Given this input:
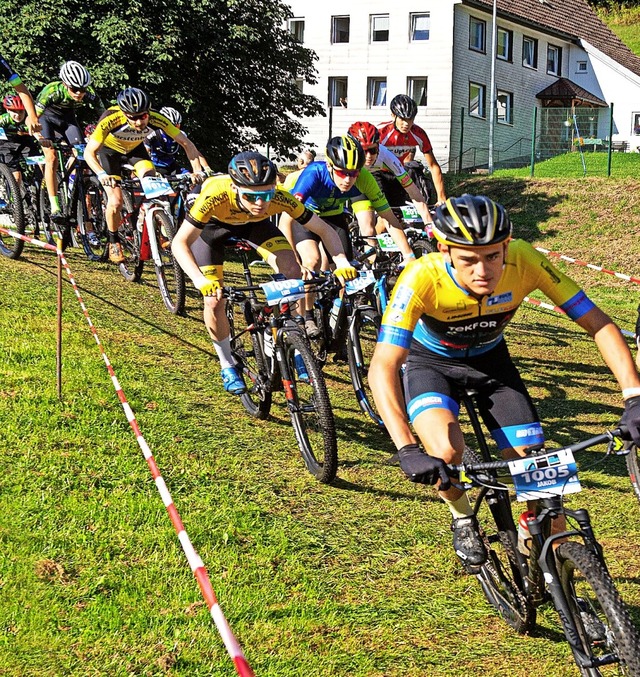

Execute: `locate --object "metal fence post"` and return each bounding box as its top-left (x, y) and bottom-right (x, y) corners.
top-left (530, 106), bottom-right (537, 178)
top-left (607, 102), bottom-right (614, 177)
top-left (458, 107), bottom-right (464, 173)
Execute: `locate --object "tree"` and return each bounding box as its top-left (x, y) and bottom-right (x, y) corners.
top-left (0, 0), bottom-right (324, 167)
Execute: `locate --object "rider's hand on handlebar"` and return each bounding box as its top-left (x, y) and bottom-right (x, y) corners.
top-left (398, 443), bottom-right (451, 490)
top-left (333, 265), bottom-right (358, 285)
top-left (619, 395), bottom-right (640, 446)
top-left (99, 174), bottom-right (118, 188)
top-left (196, 276), bottom-right (221, 297)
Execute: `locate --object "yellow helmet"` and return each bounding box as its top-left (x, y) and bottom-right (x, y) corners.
top-left (325, 135), bottom-right (365, 171)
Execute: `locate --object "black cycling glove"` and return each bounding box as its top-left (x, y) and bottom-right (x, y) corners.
top-left (398, 443), bottom-right (451, 491)
top-left (620, 395), bottom-right (640, 446)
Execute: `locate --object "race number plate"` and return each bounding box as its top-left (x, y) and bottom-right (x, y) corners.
top-left (26, 155), bottom-right (45, 165)
top-left (508, 449), bottom-right (581, 501)
top-left (261, 279), bottom-right (306, 306)
top-left (140, 175), bottom-right (173, 198)
top-left (400, 204), bottom-right (420, 221)
top-left (345, 269), bottom-right (375, 295)
top-left (0, 128), bottom-right (7, 141)
top-left (376, 232), bottom-right (399, 251)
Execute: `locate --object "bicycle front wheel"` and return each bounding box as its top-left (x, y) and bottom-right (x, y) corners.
top-left (347, 307), bottom-right (384, 426)
top-left (555, 541), bottom-right (640, 676)
top-left (151, 209), bottom-right (186, 315)
top-left (118, 189), bottom-right (143, 282)
top-left (280, 328), bottom-right (337, 483)
top-left (78, 176), bottom-right (108, 261)
top-left (0, 163), bottom-right (26, 259)
top-left (625, 443), bottom-right (640, 505)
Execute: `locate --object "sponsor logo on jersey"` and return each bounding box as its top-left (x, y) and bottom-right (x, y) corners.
top-left (390, 284), bottom-right (414, 311)
top-left (540, 260), bottom-right (561, 284)
top-left (487, 291), bottom-right (513, 306)
top-left (450, 319), bottom-right (498, 333)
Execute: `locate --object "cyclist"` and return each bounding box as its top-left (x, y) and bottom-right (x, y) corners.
top-left (281, 149), bottom-right (316, 191)
top-left (36, 61), bottom-right (105, 224)
top-left (144, 106), bottom-right (200, 176)
top-left (368, 194), bottom-right (640, 573)
top-left (0, 95), bottom-right (44, 185)
top-left (0, 54), bottom-right (40, 134)
top-left (348, 120), bottom-right (432, 229)
top-left (171, 151), bottom-right (357, 395)
top-left (279, 135), bottom-right (414, 337)
top-left (377, 94), bottom-right (447, 207)
top-left (84, 87), bottom-right (208, 264)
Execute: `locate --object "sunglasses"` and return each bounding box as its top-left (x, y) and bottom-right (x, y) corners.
top-left (125, 111), bottom-right (150, 121)
top-left (69, 86), bottom-right (87, 94)
top-left (238, 188), bottom-right (276, 203)
top-left (332, 167), bottom-right (360, 179)
top-left (363, 146), bottom-right (379, 155)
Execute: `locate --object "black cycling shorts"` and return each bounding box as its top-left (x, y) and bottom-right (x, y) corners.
top-left (97, 145), bottom-right (151, 179)
top-left (191, 218), bottom-right (292, 267)
top-left (403, 338), bottom-right (545, 451)
top-left (39, 109), bottom-right (83, 146)
top-left (292, 211), bottom-right (353, 260)
top-left (0, 137), bottom-right (40, 170)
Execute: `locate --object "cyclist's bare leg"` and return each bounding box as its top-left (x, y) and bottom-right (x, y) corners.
top-left (103, 184), bottom-right (124, 234)
top-left (43, 145), bottom-right (59, 208)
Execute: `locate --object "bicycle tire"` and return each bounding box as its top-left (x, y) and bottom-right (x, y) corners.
top-left (0, 162), bottom-right (26, 259)
top-left (226, 299), bottom-right (272, 419)
top-left (118, 189), bottom-right (144, 282)
top-left (21, 166), bottom-right (42, 241)
top-left (347, 307), bottom-right (384, 426)
top-left (465, 449), bottom-right (535, 633)
top-left (280, 328), bottom-right (338, 483)
top-left (411, 236), bottom-right (437, 257)
top-left (625, 444), bottom-right (640, 505)
top-left (151, 209), bottom-right (186, 315)
top-left (555, 541), bottom-right (640, 676)
top-left (78, 176), bottom-right (108, 261)
top-left (38, 171), bottom-right (71, 250)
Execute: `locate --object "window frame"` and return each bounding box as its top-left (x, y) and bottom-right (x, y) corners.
top-left (496, 89), bottom-right (514, 125)
top-left (288, 18), bottom-right (305, 43)
top-left (409, 12), bottom-right (430, 42)
top-left (496, 27), bottom-right (513, 62)
top-left (328, 76), bottom-right (348, 108)
top-left (370, 14), bottom-right (390, 43)
top-left (577, 61), bottom-right (588, 73)
top-left (522, 36), bottom-right (538, 69)
top-left (407, 77), bottom-right (428, 107)
top-left (469, 82), bottom-right (486, 119)
top-left (331, 15), bottom-right (350, 44)
top-left (367, 77), bottom-right (388, 108)
top-left (469, 16), bottom-right (486, 53)
top-left (546, 44), bottom-right (562, 76)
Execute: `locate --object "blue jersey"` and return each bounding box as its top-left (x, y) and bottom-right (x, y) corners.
top-left (0, 55), bottom-right (21, 87)
top-left (291, 161), bottom-right (389, 217)
top-left (145, 128), bottom-right (181, 169)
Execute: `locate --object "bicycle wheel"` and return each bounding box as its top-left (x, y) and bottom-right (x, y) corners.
top-left (39, 171), bottom-right (71, 250)
top-left (21, 167), bottom-right (42, 240)
top-left (226, 299), bottom-right (272, 419)
top-left (118, 189), bottom-right (144, 282)
top-left (555, 541), bottom-right (640, 676)
top-left (412, 236), bottom-right (437, 257)
top-left (0, 163), bottom-right (25, 259)
top-left (347, 307), bottom-right (384, 426)
top-left (78, 176), bottom-right (108, 261)
top-left (625, 444), bottom-right (640, 505)
top-left (280, 328), bottom-right (338, 483)
top-left (465, 448), bottom-right (535, 634)
top-left (151, 209), bottom-right (186, 315)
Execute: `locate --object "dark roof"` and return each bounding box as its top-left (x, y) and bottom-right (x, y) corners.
top-left (464, 0), bottom-right (640, 78)
top-left (535, 77), bottom-right (608, 106)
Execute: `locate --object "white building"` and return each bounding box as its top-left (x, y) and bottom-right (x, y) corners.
top-left (284, 0), bottom-right (640, 170)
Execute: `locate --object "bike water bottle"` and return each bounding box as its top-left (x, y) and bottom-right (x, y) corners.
top-left (517, 510), bottom-right (536, 556)
top-left (329, 297), bottom-right (342, 331)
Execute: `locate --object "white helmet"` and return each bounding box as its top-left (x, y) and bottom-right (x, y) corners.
top-left (159, 106), bottom-right (182, 126)
top-left (59, 61), bottom-right (92, 89)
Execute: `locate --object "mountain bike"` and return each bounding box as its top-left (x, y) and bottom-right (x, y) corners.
top-left (118, 175), bottom-right (187, 315)
top-left (224, 239), bottom-right (338, 483)
top-left (626, 442), bottom-right (640, 504)
top-left (446, 390), bottom-right (640, 675)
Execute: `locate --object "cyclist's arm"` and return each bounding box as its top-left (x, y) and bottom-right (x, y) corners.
top-left (173, 131), bottom-right (205, 174)
top-left (171, 221), bottom-right (212, 289)
top-left (369, 342), bottom-right (417, 448)
top-left (422, 151), bottom-right (446, 205)
top-left (12, 83), bottom-right (40, 134)
top-left (575, 306), bottom-right (640, 394)
top-left (301, 212), bottom-right (351, 268)
top-left (404, 182), bottom-right (432, 224)
top-left (376, 205), bottom-right (413, 258)
top-left (84, 137), bottom-right (114, 186)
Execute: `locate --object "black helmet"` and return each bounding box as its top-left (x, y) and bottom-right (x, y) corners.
top-left (117, 87), bottom-right (151, 115)
top-left (432, 194), bottom-right (512, 247)
top-left (228, 151), bottom-right (277, 186)
top-left (390, 94), bottom-right (418, 120)
top-left (325, 135), bottom-right (365, 171)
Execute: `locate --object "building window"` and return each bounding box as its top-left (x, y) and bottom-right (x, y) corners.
top-left (410, 13), bottom-right (430, 41)
top-left (523, 36), bottom-right (538, 69)
top-left (294, 78), bottom-right (304, 94)
top-left (367, 77), bottom-right (387, 107)
top-left (547, 45), bottom-right (562, 76)
top-left (469, 17), bottom-right (486, 53)
top-left (328, 77), bottom-right (348, 107)
top-left (288, 18), bottom-right (304, 43)
top-left (370, 14), bottom-right (389, 42)
top-left (497, 90), bottom-right (513, 125)
top-left (497, 27), bottom-right (513, 62)
top-left (469, 82), bottom-right (486, 118)
top-left (633, 113), bottom-right (640, 135)
top-left (331, 16), bottom-right (350, 44)
top-left (577, 61), bottom-right (588, 73)
top-left (407, 77), bottom-right (428, 106)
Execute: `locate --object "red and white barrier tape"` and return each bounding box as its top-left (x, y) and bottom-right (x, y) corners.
top-left (0, 227), bottom-right (255, 677)
top-left (523, 295), bottom-right (634, 338)
top-left (535, 247), bottom-right (640, 285)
